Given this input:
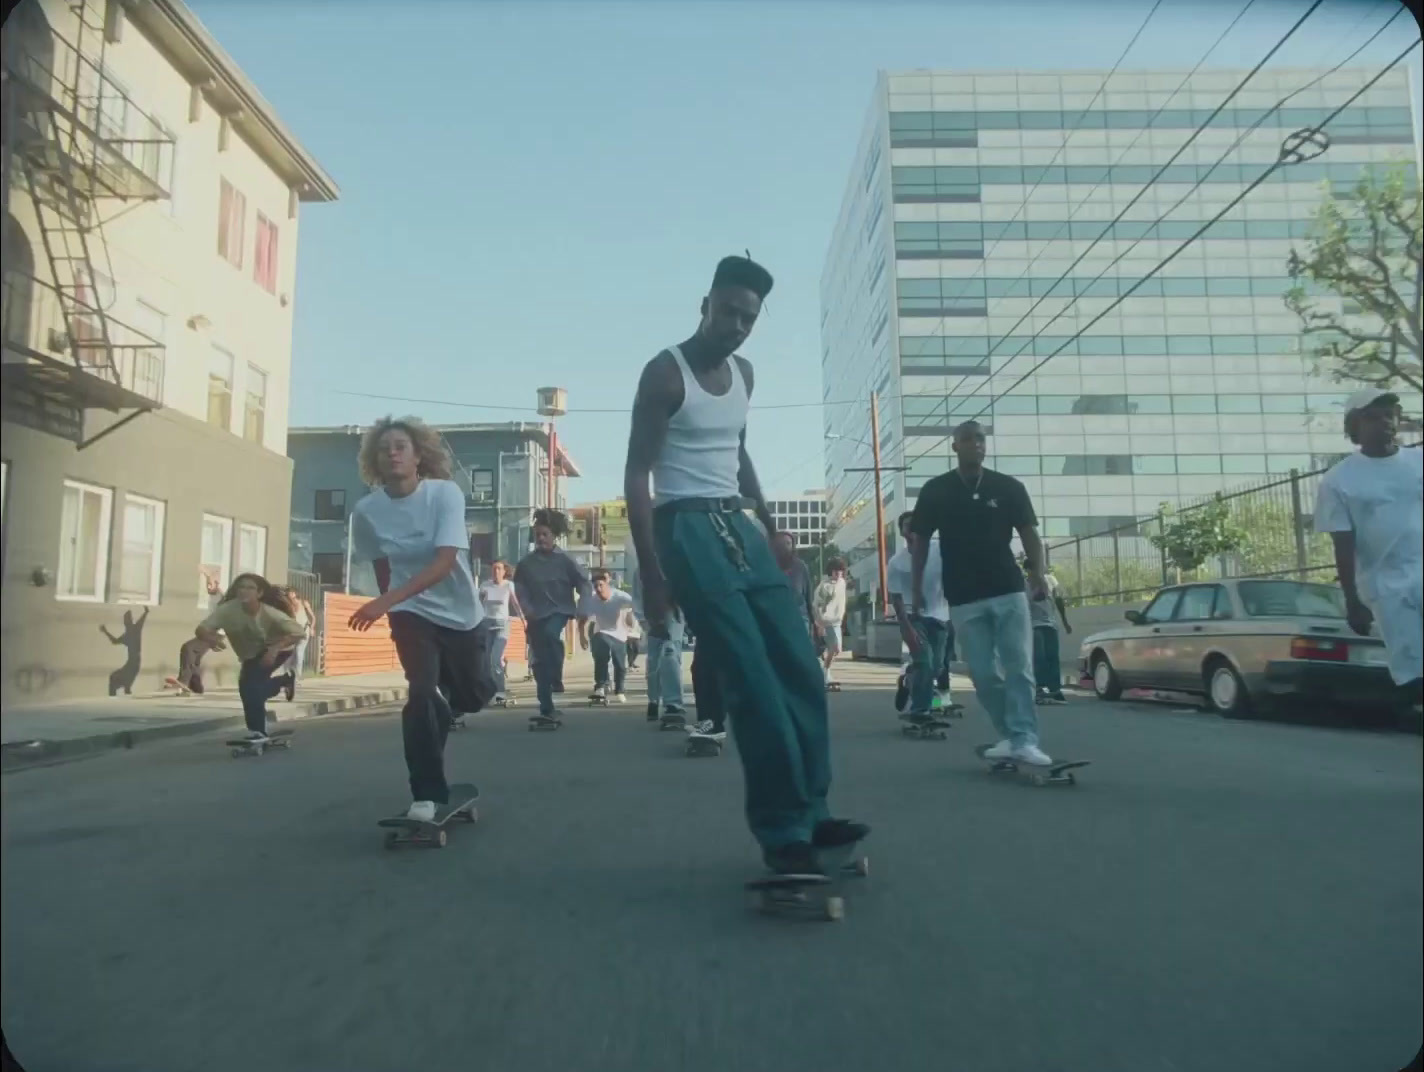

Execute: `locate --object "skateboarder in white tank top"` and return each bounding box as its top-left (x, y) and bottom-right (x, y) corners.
top-left (624, 254), bottom-right (869, 875)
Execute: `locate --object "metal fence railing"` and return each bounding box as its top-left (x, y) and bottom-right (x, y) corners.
top-left (1045, 465), bottom-right (1344, 607)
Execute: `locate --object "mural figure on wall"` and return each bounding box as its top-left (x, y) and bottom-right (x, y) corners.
top-left (100, 608), bottom-right (149, 696)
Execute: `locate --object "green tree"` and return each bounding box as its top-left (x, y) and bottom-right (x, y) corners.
top-left (1228, 496), bottom-right (1333, 578)
top-left (1150, 499), bottom-right (1247, 579)
top-left (1285, 164), bottom-right (1422, 395)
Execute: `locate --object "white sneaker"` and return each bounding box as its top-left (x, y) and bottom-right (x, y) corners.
top-left (613, 693), bottom-right (627, 704)
top-left (983, 740), bottom-right (1015, 760)
top-left (591, 686), bottom-right (606, 699)
top-left (1012, 743), bottom-right (1053, 766)
top-left (694, 719), bottom-right (716, 734)
top-left (406, 800), bottom-right (437, 822)
top-left (244, 730), bottom-right (269, 742)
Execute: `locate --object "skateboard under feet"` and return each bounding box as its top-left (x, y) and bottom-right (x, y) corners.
top-left (492, 696), bottom-right (518, 708)
top-left (683, 725), bottom-right (725, 757)
top-left (659, 712), bottom-right (688, 732)
top-left (825, 682), bottom-right (842, 693)
top-left (746, 841), bottom-right (870, 922)
top-left (528, 713), bottom-right (562, 732)
top-left (974, 744), bottom-right (1089, 786)
top-left (900, 715), bottom-right (952, 740)
top-left (225, 729), bottom-right (294, 758)
top-left (378, 783), bottom-right (480, 849)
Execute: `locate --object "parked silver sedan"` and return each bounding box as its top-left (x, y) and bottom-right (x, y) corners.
top-left (1077, 578), bottom-right (1396, 718)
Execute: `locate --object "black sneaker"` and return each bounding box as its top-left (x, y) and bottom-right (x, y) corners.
top-left (283, 673), bottom-right (296, 702)
top-left (812, 818), bottom-right (871, 849)
top-left (646, 703), bottom-right (660, 722)
top-left (894, 673), bottom-right (909, 712)
top-left (763, 841), bottom-right (819, 875)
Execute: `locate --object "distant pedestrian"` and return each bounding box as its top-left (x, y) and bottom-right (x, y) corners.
top-left (630, 546), bottom-right (687, 722)
top-left (772, 532), bottom-right (816, 640)
top-left (195, 573), bottom-right (304, 740)
top-left (348, 417), bottom-right (495, 823)
top-left (1023, 559), bottom-right (1071, 704)
top-left (479, 560), bottom-right (524, 703)
top-left (1314, 389), bottom-right (1423, 709)
top-left (281, 586), bottom-right (316, 700)
top-left (582, 569), bottom-right (637, 703)
top-left (887, 512), bottom-right (952, 722)
top-left (514, 509), bottom-right (593, 720)
top-left (812, 558), bottom-right (849, 688)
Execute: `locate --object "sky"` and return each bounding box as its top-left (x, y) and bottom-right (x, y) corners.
top-left (187, 0), bottom-right (1422, 501)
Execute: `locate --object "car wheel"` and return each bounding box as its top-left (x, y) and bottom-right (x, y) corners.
top-left (1204, 659), bottom-right (1252, 719)
top-left (1091, 652), bottom-right (1122, 701)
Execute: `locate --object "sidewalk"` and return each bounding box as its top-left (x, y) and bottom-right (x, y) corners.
top-left (2, 651), bottom-right (602, 770)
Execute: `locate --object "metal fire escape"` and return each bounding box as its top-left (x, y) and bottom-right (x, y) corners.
top-left (2, 0), bottom-right (173, 448)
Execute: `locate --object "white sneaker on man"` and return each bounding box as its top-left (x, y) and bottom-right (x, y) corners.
top-left (1012, 743), bottom-right (1053, 766)
top-left (983, 740), bottom-right (1015, 760)
top-left (406, 801), bottom-right (437, 822)
top-left (613, 693), bottom-right (627, 704)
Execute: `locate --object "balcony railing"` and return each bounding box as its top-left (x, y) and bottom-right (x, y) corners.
top-left (6, 28), bottom-right (173, 202)
top-left (3, 271), bottom-right (165, 406)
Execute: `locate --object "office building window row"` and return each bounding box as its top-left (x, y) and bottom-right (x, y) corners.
top-left (900, 332), bottom-right (1309, 362)
top-left (888, 104), bottom-right (1411, 137)
top-left (898, 274), bottom-right (1331, 301)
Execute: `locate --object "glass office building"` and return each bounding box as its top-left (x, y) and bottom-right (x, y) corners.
top-left (820, 67), bottom-right (1421, 594)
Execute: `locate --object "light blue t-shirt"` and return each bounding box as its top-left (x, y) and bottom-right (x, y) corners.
top-left (350, 479), bottom-right (483, 631)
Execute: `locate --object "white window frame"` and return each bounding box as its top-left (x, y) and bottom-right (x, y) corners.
top-left (57, 479), bottom-right (114, 602)
top-left (115, 493), bottom-right (165, 605)
top-left (208, 345), bottom-right (234, 432)
top-left (236, 522), bottom-right (267, 576)
top-left (199, 513), bottom-right (233, 606)
top-left (243, 363), bottom-right (267, 445)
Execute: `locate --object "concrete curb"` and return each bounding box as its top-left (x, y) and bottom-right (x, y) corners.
top-left (0, 686), bottom-right (410, 771)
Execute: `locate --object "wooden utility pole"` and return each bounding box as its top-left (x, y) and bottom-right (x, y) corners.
top-left (870, 392), bottom-right (889, 619)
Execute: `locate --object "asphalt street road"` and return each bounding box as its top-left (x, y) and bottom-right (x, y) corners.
top-left (3, 665), bottom-right (1420, 1072)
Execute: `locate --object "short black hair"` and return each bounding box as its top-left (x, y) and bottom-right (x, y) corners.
top-left (711, 255), bottom-right (773, 300)
top-left (897, 510), bottom-right (914, 530)
top-left (826, 557), bottom-right (847, 575)
top-left (953, 419), bottom-right (985, 440)
top-left (532, 508), bottom-right (569, 537)
top-left (592, 569), bottom-right (611, 583)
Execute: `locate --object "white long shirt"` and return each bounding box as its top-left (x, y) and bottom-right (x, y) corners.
top-left (887, 539), bottom-right (951, 622)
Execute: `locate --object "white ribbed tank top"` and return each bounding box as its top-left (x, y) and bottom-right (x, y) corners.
top-left (652, 345), bottom-right (749, 505)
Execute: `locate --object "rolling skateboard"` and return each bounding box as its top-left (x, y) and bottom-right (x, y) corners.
top-left (226, 729), bottom-right (294, 758)
top-left (491, 696), bottom-right (518, 708)
top-left (378, 783), bottom-right (479, 849)
top-left (163, 676), bottom-right (195, 697)
top-left (745, 841), bottom-right (870, 922)
top-left (588, 691), bottom-right (609, 708)
top-left (528, 713), bottom-right (562, 732)
top-left (659, 712), bottom-right (688, 732)
top-left (683, 725), bottom-right (725, 757)
top-left (899, 714), bottom-right (952, 740)
top-left (825, 682), bottom-right (843, 693)
top-left (974, 744), bottom-right (1089, 786)
top-left (932, 695), bottom-right (965, 718)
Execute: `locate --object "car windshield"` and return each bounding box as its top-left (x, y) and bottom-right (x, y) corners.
top-left (1237, 581), bottom-right (1346, 618)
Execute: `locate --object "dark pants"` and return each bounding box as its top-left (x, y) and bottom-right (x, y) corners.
top-left (626, 636), bottom-right (640, 668)
top-left (690, 644), bottom-right (727, 733)
top-left (237, 652), bottom-right (292, 733)
top-left (936, 621), bottom-right (956, 691)
top-left (527, 614), bottom-right (570, 715)
top-left (389, 612), bottom-right (495, 804)
top-left (1032, 625), bottom-right (1063, 696)
top-left (907, 615), bottom-right (950, 714)
top-left (655, 503), bottom-right (831, 849)
top-left (592, 632), bottom-right (628, 693)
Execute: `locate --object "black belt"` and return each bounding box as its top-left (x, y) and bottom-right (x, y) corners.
top-left (654, 496), bottom-right (754, 515)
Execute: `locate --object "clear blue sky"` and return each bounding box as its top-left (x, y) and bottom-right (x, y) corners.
top-left (189, 0), bottom-right (1420, 501)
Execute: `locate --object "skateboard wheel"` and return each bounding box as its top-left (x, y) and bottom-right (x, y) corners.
top-left (824, 897), bottom-right (845, 921)
top-left (435, 829), bottom-right (448, 848)
top-left (853, 857), bottom-right (870, 878)
top-left (384, 831), bottom-right (400, 849)
top-left (230, 748), bottom-right (243, 758)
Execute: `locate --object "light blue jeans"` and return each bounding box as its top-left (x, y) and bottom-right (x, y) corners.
top-left (645, 613), bottom-right (686, 710)
top-left (948, 591), bottom-right (1040, 748)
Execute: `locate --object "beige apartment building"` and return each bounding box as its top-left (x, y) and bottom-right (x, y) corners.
top-left (1, 0), bottom-right (338, 704)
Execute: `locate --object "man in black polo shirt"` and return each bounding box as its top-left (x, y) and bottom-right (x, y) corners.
top-left (909, 420), bottom-right (1053, 765)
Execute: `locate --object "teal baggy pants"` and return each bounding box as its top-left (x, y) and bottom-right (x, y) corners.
top-left (654, 502), bottom-right (831, 848)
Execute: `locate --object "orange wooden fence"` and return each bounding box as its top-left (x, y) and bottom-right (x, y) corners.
top-left (321, 593), bottom-right (528, 677)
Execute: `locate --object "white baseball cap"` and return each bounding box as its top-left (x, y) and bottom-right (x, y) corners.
top-left (1345, 387), bottom-right (1400, 414)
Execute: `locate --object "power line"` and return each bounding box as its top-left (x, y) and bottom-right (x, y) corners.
top-left (927, 21), bottom-right (1418, 441)
top-left (918, 42), bottom-right (1420, 457)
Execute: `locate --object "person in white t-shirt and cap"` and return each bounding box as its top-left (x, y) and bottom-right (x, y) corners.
top-left (887, 511), bottom-right (954, 724)
top-left (1313, 388), bottom-right (1423, 709)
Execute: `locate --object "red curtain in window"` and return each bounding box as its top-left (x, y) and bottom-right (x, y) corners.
top-left (254, 215), bottom-right (278, 294)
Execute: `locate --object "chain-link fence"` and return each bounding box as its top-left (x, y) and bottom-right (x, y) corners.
top-left (1045, 465), bottom-right (1344, 606)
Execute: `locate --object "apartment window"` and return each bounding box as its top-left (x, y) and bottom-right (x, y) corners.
top-left (236, 523), bottom-right (267, 576)
top-left (312, 552), bottom-right (345, 588)
top-left (470, 470), bottom-right (494, 501)
top-left (72, 271), bottom-right (116, 373)
top-left (218, 178), bottom-right (247, 268)
top-left (208, 346), bottom-right (234, 430)
top-left (200, 514), bottom-right (233, 606)
top-left (244, 365), bottom-right (267, 443)
top-left (57, 480), bottom-right (113, 601)
top-left (314, 489), bottom-right (347, 521)
top-left (129, 299), bottom-right (166, 403)
top-left (116, 494), bottom-right (165, 604)
top-left (253, 213), bottom-right (279, 294)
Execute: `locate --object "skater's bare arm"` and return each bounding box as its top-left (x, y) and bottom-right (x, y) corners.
top-left (348, 548), bottom-right (460, 631)
top-left (732, 358), bottom-right (777, 537)
top-left (625, 354), bottom-right (681, 620)
top-left (1329, 532), bottom-right (1374, 635)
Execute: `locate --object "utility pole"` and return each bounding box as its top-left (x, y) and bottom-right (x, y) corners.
top-left (844, 400), bottom-right (906, 621)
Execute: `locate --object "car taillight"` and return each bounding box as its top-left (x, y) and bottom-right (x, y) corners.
top-left (1291, 636), bottom-right (1349, 662)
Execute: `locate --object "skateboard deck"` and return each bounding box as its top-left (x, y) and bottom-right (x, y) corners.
top-left (899, 715), bottom-right (953, 740)
top-left (225, 729), bottom-right (294, 758)
top-left (528, 713), bottom-right (562, 732)
top-left (492, 696), bottom-right (518, 708)
top-left (683, 725), bottom-right (725, 757)
top-left (974, 744), bottom-right (1089, 786)
top-left (378, 783), bottom-right (480, 849)
top-left (659, 712), bottom-right (687, 732)
top-left (746, 841), bottom-right (869, 922)
top-left (825, 682), bottom-right (843, 693)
